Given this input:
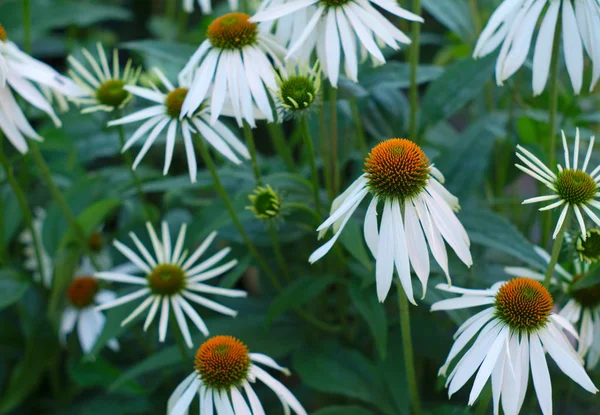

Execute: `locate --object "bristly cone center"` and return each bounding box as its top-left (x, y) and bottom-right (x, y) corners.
top-left (195, 335), bottom-right (251, 390)
top-left (207, 13), bottom-right (258, 50)
top-left (495, 278), bottom-right (553, 332)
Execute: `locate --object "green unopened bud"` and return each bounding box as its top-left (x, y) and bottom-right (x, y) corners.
top-left (577, 229), bottom-right (600, 263)
top-left (275, 62), bottom-right (321, 116)
top-left (247, 185), bottom-right (281, 220)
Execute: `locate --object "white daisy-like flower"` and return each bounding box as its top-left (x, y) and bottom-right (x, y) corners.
top-left (168, 335), bottom-right (307, 415)
top-left (505, 240), bottom-right (600, 369)
top-left (182, 0), bottom-right (238, 14)
top-left (94, 222), bottom-right (246, 348)
top-left (179, 12), bottom-right (286, 126)
top-left (432, 278), bottom-right (598, 415)
top-left (19, 208), bottom-right (53, 288)
top-left (0, 24), bottom-right (83, 153)
top-left (60, 257), bottom-right (119, 354)
top-left (516, 128), bottom-right (600, 240)
top-left (309, 138), bottom-right (472, 303)
top-left (251, 0), bottom-right (423, 87)
top-left (68, 42), bottom-right (141, 114)
top-left (108, 68), bottom-right (249, 183)
top-left (474, 0), bottom-right (600, 95)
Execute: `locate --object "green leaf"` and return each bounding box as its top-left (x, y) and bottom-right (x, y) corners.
top-left (122, 40), bottom-right (197, 66)
top-left (348, 281), bottom-right (387, 359)
top-left (461, 208), bottom-right (546, 270)
top-left (420, 54), bottom-right (496, 130)
top-left (340, 218), bottom-right (373, 271)
top-left (0, 270), bottom-right (30, 311)
top-left (68, 357), bottom-right (145, 395)
top-left (422, 0), bottom-right (475, 42)
top-left (361, 62), bottom-right (444, 90)
top-left (89, 298), bottom-right (140, 357)
top-left (266, 275), bottom-right (335, 325)
top-left (312, 406), bottom-right (375, 415)
top-left (62, 199), bottom-right (121, 247)
top-left (1, 186), bottom-right (23, 245)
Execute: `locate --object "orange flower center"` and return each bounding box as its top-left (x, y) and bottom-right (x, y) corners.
top-left (194, 335), bottom-right (251, 390)
top-left (364, 138), bottom-right (430, 199)
top-left (67, 277), bottom-right (99, 308)
top-left (0, 25), bottom-right (7, 42)
top-left (495, 278), bottom-right (553, 331)
top-left (89, 231), bottom-right (104, 252)
top-left (207, 13), bottom-right (258, 49)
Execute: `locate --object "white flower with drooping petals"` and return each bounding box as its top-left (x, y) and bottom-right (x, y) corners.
top-left (168, 335), bottom-right (307, 415)
top-left (516, 128), bottom-right (600, 239)
top-left (310, 138), bottom-right (472, 303)
top-left (59, 258), bottom-right (119, 354)
top-left (179, 12), bottom-right (286, 126)
top-left (251, 0), bottom-right (423, 87)
top-left (182, 0), bottom-right (238, 14)
top-left (108, 68), bottom-right (249, 183)
top-left (432, 278), bottom-right (598, 415)
top-left (474, 0), bottom-right (600, 95)
top-left (94, 222), bottom-right (246, 348)
top-left (0, 24), bottom-right (83, 153)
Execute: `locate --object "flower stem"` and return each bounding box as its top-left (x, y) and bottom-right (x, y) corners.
top-left (329, 86), bottom-right (340, 195)
top-left (267, 222), bottom-right (291, 282)
top-left (0, 137), bottom-right (44, 282)
top-left (267, 123), bottom-right (296, 172)
top-left (169, 311), bottom-right (191, 363)
top-left (300, 116), bottom-right (323, 216)
top-left (397, 283), bottom-right (422, 415)
top-left (195, 135), bottom-right (282, 291)
top-left (28, 141), bottom-right (100, 270)
top-left (350, 99), bottom-right (368, 156)
top-left (23, 0), bottom-right (32, 53)
top-left (320, 88), bottom-right (333, 202)
top-left (115, 119), bottom-right (154, 223)
top-left (409, 0), bottom-right (422, 144)
top-left (243, 121), bottom-right (262, 184)
top-left (543, 217), bottom-right (567, 288)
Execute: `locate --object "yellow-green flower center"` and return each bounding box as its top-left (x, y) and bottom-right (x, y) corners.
top-left (247, 185), bottom-right (281, 220)
top-left (577, 229), bottom-right (600, 263)
top-left (0, 25), bottom-right (7, 42)
top-left (165, 88), bottom-right (189, 119)
top-left (67, 277), bottom-right (99, 309)
top-left (320, 0), bottom-right (352, 7)
top-left (96, 79), bottom-right (129, 108)
top-left (194, 335), bottom-right (251, 390)
top-left (280, 76), bottom-right (317, 110)
top-left (364, 138), bottom-right (430, 200)
top-left (147, 264), bottom-right (186, 296)
top-left (555, 169), bottom-right (597, 205)
top-left (495, 278), bottom-right (553, 332)
top-left (207, 13), bottom-right (258, 50)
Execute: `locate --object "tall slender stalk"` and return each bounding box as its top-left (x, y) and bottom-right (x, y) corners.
top-left (409, 0), bottom-right (422, 144)
top-left (350, 99), bottom-right (368, 156)
top-left (114, 118), bottom-right (154, 223)
top-left (300, 116), bottom-right (323, 215)
top-left (329, 86), bottom-right (339, 195)
top-left (0, 138), bottom-right (44, 281)
top-left (543, 218), bottom-right (567, 288)
top-left (243, 122), bottom-right (262, 184)
top-left (397, 283), bottom-right (422, 415)
top-left (28, 142), bottom-right (100, 270)
top-left (267, 123), bottom-right (296, 172)
top-left (320, 89), bottom-right (334, 201)
top-left (194, 135), bottom-right (281, 290)
top-left (267, 222), bottom-right (291, 282)
top-left (23, 0), bottom-right (32, 53)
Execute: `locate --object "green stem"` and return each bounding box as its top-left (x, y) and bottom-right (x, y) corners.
top-left (350, 99), bottom-right (368, 156)
top-left (166, 0), bottom-right (177, 24)
top-left (115, 120), bottom-right (154, 223)
top-left (195, 135), bottom-right (281, 290)
top-left (28, 142), bottom-right (100, 270)
top-left (23, 0), bottom-right (32, 53)
top-left (243, 122), bottom-right (262, 184)
top-left (543, 18), bottom-right (562, 244)
top-left (285, 202), bottom-right (321, 224)
top-left (169, 312), bottom-right (191, 363)
top-left (409, 0), bottom-right (422, 144)
top-left (397, 283), bottom-right (422, 415)
top-left (320, 88), bottom-right (334, 202)
top-left (0, 139), bottom-right (44, 282)
top-left (543, 217), bottom-right (567, 288)
top-left (300, 116), bottom-right (323, 216)
top-left (468, 0), bottom-right (482, 36)
top-left (267, 222), bottom-right (291, 282)
top-left (329, 86), bottom-right (339, 195)
top-left (267, 123), bottom-right (296, 172)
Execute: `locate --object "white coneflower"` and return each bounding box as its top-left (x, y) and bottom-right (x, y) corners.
top-left (179, 12), bottom-right (286, 126)
top-left (168, 335), bottom-right (307, 415)
top-left (0, 24), bottom-right (83, 153)
top-left (251, 0), bottom-right (423, 87)
top-left (432, 278), bottom-right (597, 415)
top-left (474, 0), bottom-right (600, 95)
top-left (310, 138), bottom-right (472, 303)
top-left (59, 258), bottom-right (119, 354)
top-left (94, 222), bottom-right (246, 348)
top-left (182, 0), bottom-right (238, 14)
top-left (505, 238), bottom-right (600, 369)
top-left (108, 68), bottom-right (249, 183)
top-left (19, 208), bottom-right (53, 287)
top-left (516, 129), bottom-right (600, 239)
top-left (68, 43), bottom-right (141, 114)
